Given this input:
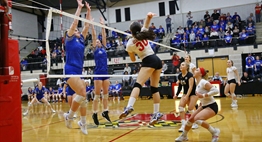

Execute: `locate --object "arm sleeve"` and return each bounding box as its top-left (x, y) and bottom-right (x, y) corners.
top-left (207, 86), bottom-right (219, 96)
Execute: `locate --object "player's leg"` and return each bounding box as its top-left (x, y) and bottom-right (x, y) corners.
top-left (41, 97), bottom-right (56, 113)
top-left (119, 67), bottom-right (155, 119)
top-left (149, 68), bottom-right (163, 125)
top-left (92, 79), bottom-right (102, 125)
top-left (101, 79), bottom-right (111, 122)
top-left (229, 82), bottom-right (238, 107)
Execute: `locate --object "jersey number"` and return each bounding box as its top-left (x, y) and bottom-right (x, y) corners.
top-left (135, 40), bottom-right (148, 51)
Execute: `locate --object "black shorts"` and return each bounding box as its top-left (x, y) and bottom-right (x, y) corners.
top-left (227, 79), bottom-right (236, 84)
top-left (142, 54), bottom-right (162, 70)
top-left (202, 102), bottom-right (218, 114)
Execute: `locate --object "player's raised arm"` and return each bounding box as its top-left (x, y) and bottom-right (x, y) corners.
top-left (68, 0), bottom-right (84, 37)
top-left (82, 1), bottom-right (91, 39)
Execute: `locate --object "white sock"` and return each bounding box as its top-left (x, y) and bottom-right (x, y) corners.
top-left (104, 109), bottom-right (108, 112)
top-left (208, 125), bottom-right (216, 134)
top-left (182, 130), bottom-right (188, 136)
top-left (127, 97), bottom-right (136, 107)
top-left (68, 109), bottom-right (75, 119)
top-left (181, 119), bottom-right (186, 125)
top-left (80, 116), bottom-right (86, 124)
top-left (153, 103), bottom-right (160, 113)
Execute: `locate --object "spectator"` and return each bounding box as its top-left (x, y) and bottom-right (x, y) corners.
top-left (186, 11), bottom-right (193, 28)
top-left (204, 26), bottom-right (210, 35)
top-left (232, 26), bottom-right (240, 37)
top-left (211, 21), bottom-right (219, 31)
top-left (51, 50), bottom-right (57, 67)
top-left (246, 58), bottom-right (254, 77)
top-left (122, 71), bottom-right (130, 87)
top-left (218, 27), bottom-right (225, 39)
top-left (239, 29), bottom-right (249, 45)
top-left (225, 21), bottom-right (233, 30)
top-left (112, 28), bottom-right (118, 39)
top-left (246, 23), bottom-right (255, 35)
top-left (189, 30), bottom-right (195, 42)
top-left (232, 12), bottom-right (241, 21)
top-left (255, 3), bottom-right (261, 22)
top-left (225, 27), bottom-right (233, 35)
top-left (204, 11), bottom-right (211, 23)
top-left (224, 32), bottom-right (232, 46)
top-left (113, 81), bottom-right (122, 102)
top-left (161, 61), bottom-right (168, 74)
top-left (158, 25), bottom-right (165, 39)
top-left (115, 42), bottom-right (125, 56)
top-left (212, 72), bottom-right (224, 84)
top-left (241, 72), bottom-right (253, 83)
top-left (165, 15), bottom-right (172, 33)
top-left (20, 58), bottom-right (28, 71)
top-left (254, 56), bottom-right (262, 75)
top-left (199, 20), bottom-right (206, 28)
top-left (41, 56), bottom-right (47, 72)
top-left (177, 26), bottom-right (184, 35)
top-left (198, 25), bottom-right (205, 35)
top-left (130, 70), bottom-right (138, 87)
top-left (202, 34), bottom-right (209, 47)
top-left (149, 23), bottom-right (156, 31)
top-left (246, 17), bottom-right (255, 27)
top-left (123, 63), bottom-right (131, 74)
top-left (246, 13), bottom-right (255, 23)
top-left (233, 15), bottom-right (242, 28)
top-left (82, 68), bottom-right (87, 75)
top-left (211, 9), bottom-right (220, 23)
top-left (206, 18), bottom-right (213, 27)
top-left (171, 52), bottom-right (180, 76)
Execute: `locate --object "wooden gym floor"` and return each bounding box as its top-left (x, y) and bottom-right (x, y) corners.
top-left (22, 96), bottom-right (262, 142)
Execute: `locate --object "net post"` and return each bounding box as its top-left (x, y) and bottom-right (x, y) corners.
top-left (46, 8), bottom-right (53, 74)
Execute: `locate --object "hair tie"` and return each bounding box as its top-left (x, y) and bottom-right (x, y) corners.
top-left (199, 67), bottom-right (206, 77)
top-left (136, 31), bottom-right (140, 34)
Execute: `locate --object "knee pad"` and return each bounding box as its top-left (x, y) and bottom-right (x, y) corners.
top-left (102, 94), bottom-right (109, 99)
top-left (80, 100), bottom-right (87, 108)
top-left (93, 95), bottom-right (100, 101)
top-left (73, 94), bottom-right (85, 103)
top-left (178, 107), bottom-right (185, 112)
top-left (133, 82), bottom-right (142, 90)
top-left (186, 121), bottom-right (192, 127)
top-left (150, 86), bottom-right (159, 94)
top-left (195, 120), bottom-right (203, 125)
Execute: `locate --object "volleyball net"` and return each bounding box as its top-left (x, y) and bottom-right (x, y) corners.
top-left (44, 7), bottom-right (180, 82)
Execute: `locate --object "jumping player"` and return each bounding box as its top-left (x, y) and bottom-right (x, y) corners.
top-left (63, 0), bottom-right (91, 135)
top-left (119, 12), bottom-right (163, 125)
top-left (90, 16), bottom-right (111, 125)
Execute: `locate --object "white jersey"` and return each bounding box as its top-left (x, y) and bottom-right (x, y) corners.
top-left (126, 27), bottom-right (154, 60)
top-left (196, 79), bottom-right (216, 106)
top-left (189, 63), bottom-right (196, 73)
top-left (227, 66), bottom-right (237, 80)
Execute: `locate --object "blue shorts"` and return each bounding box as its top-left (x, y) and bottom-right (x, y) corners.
top-left (94, 71), bottom-right (109, 81)
top-left (67, 86), bottom-right (75, 96)
top-left (64, 64), bottom-right (82, 81)
top-left (36, 95), bottom-right (44, 101)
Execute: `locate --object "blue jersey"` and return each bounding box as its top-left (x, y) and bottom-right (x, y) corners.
top-left (48, 88), bottom-right (54, 94)
top-left (28, 89), bottom-right (33, 94)
top-left (114, 84), bottom-right (121, 91)
top-left (34, 87), bottom-right (46, 100)
top-left (86, 86), bottom-right (94, 93)
top-left (254, 60), bottom-right (262, 69)
top-left (109, 85), bottom-right (114, 91)
top-left (58, 87), bottom-right (63, 94)
top-left (65, 34), bottom-right (85, 72)
top-left (94, 47), bottom-right (108, 73)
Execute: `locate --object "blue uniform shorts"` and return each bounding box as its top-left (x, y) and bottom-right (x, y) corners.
top-left (94, 71), bottom-right (109, 81)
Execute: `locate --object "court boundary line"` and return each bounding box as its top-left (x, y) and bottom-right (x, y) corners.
top-left (108, 126), bottom-right (140, 142)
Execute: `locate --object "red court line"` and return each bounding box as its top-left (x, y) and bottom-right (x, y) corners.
top-left (22, 120), bottom-right (63, 132)
top-left (109, 126), bottom-right (140, 142)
